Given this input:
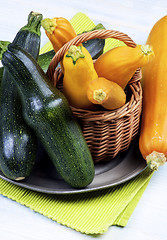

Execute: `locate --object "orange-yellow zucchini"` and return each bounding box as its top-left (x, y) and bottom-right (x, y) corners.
top-left (139, 15), bottom-right (167, 170)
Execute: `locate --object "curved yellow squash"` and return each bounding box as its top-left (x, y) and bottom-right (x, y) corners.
top-left (63, 45), bottom-right (98, 109)
top-left (94, 44), bottom-right (154, 89)
top-left (42, 17), bottom-right (78, 52)
top-left (87, 77), bottom-right (126, 110)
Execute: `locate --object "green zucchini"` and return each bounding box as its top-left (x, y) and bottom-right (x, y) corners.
top-left (82, 23), bottom-right (106, 59)
top-left (12, 11), bottom-right (42, 58)
top-left (0, 11), bottom-right (43, 180)
top-left (2, 44), bottom-right (95, 188)
top-left (37, 49), bottom-right (55, 72)
top-left (0, 69), bottom-right (37, 180)
top-left (0, 48), bottom-right (55, 81)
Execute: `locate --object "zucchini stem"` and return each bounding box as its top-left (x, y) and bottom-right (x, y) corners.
top-left (146, 151), bottom-right (166, 170)
top-left (93, 89), bottom-right (106, 103)
top-left (20, 11), bottom-right (43, 36)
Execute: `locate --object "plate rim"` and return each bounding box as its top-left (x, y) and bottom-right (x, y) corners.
top-left (0, 162), bottom-right (147, 195)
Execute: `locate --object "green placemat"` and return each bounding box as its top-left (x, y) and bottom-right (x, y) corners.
top-left (0, 12), bottom-right (153, 235)
top-left (0, 168), bottom-right (153, 234)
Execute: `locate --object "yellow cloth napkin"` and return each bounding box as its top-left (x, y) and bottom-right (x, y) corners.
top-left (0, 12), bottom-right (153, 235)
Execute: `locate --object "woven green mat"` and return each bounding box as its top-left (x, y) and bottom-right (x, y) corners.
top-left (0, 12), bottom-right (153, 235)
top-left (0, 168), bottom-right (153, 234)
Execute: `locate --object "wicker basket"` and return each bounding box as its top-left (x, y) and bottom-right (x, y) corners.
top-left (47, 29), bottom-right (142, 163)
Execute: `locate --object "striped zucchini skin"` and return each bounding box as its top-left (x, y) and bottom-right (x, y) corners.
top-left (0, 12), bottom-right (42, 180)
top-left (2, 44), bottom-right (95, 188)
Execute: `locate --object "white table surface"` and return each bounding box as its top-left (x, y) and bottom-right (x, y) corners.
top-left (0, 1), bottom-right (167, 240)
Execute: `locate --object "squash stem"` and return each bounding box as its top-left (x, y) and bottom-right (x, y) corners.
top-left (141, 44), bottom-right (154, 55)
top-left (93, 89), bottom-right (106, 103)
top-left (66, 45), bottom-right (85, 64)
top-left (146, 151), bottom-right (166, 170)
top-left (41, 18), bottom-right (57, 34)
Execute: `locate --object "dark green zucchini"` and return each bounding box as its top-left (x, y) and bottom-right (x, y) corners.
top-left (2, 44), bottom-right (95, 188)
top-left (37, 49), bottom-right (55, 72)
top-left (0, 69), bottom-right (37, 180)
top-left (12, 11), bottom-right (42, 58)
top-left (0, 47), bottom-right (55, 80)
top-left (0, 11), bottom-right (43, 180)
top-left (82, 23), bottom-right (106, 59)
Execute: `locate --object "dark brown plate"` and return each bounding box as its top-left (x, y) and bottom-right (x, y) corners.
top-left (0, 138), bottom-right (147, 194)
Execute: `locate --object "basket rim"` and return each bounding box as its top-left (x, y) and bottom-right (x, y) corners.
top-left (47, 28), bottom-right (142, 122)
top-left (70, 82), bottom-right (142, 121)
top-left (55, 68), bottom-right (142, 121)
top-left (47, 29), bottom-right (137, 82)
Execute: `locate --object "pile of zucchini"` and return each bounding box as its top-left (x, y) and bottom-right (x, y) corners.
top-left (0, 11), bottom-right (107, 188)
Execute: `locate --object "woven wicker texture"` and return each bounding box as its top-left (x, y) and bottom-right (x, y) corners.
top-left (47, 29), bottom-right (142, 162)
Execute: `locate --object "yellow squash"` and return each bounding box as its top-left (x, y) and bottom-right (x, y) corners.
top-left (94, 44), bottom-right (154, 89)
top-left (87, 77), bottom-right (126, 110)
top-left (41, 17), bottom-right (78, 52)
top-left (139, 15), bottom-right (167, 170)
top-left (63, 45), bottom-right (98, 109)
top-left (42, 17), bottom-right (80, 72)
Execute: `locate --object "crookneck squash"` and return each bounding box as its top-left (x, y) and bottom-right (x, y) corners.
top-left (2, 44), bottom-right (95, 188)
top-left (41, 17), bottom-right (79, 52)
top-left (94, 44), bottom-right (155, 89)
top-left (87, 77), bottom-right (126, 110)
top-left (139, 15), bottom-right (167, 170)
top-left (63, 45), bottom-right (98, 109)
top-left (41, 16), bottom-right (80, 71)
